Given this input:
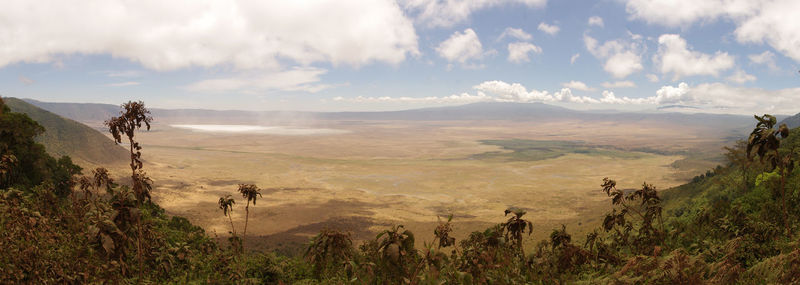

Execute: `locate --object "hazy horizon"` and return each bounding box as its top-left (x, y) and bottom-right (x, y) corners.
top-left (13, 96), bottom-right (798, 117)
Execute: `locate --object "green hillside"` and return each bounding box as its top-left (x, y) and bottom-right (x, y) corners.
top-left (780, 112), bottom-right (800, 129)
top-left (3, 97), bottom-right (127, 165)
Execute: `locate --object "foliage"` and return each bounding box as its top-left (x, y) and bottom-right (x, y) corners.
top-left (237, 183), bottom-right (262, 251)
top-left (600, 177), bottom-right (665, 255)
top-left (502, 207), bottom-right (533, 254)
top-left (0, 97), bottom-right (80, 193)
top-left (434, 214), bottom-right (456, 249)
top-left (304, 228), bottom-right (353, 278)
top-left (218, 194), bottom-right (237, 239)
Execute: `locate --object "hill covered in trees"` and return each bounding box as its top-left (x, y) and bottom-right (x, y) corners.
top-left (4, 97), bottom-right (128, 166)
top-left (780, 112), bottom-right (800, 129)
top-left (2, 98), bottom-right (799, 283)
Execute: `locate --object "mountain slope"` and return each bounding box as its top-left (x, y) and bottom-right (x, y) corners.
top-left (25, 99), bottom-right (754, 127)
top-left (780, 112), bottom-right (800, 129)
top-left (4, 97), bottom-right (128, 165)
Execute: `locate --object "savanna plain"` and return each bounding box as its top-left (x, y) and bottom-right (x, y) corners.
top-left (102, 116), bottom-right (738, 253)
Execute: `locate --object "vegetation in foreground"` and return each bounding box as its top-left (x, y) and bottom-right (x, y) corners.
top-left (1, 97), bottom-right (799, 284)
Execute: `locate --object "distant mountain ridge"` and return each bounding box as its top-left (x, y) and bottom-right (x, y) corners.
top-left (5, 98), bottom-right (128, 166)
top-left (780, 112), bottom-right (800, 129)
top-left (24, 99), bottom-right (755, 126)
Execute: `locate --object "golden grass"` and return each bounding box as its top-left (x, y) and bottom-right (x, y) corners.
top-left (101, 119), bottom-right (732, 250)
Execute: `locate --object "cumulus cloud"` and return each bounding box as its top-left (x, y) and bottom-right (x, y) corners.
top-left (497, 27), bottom-right (533, 41)
top-left (183, 67), bottom-right (335, 93)
top-left (474, 81), bottom-right (600, 103)
top-left (588, 16), bottom-right (604, 27)
top-left (646, 74), bottom-right (660, 82)
top-left (623, 0), bottom-right (757, 27)
top-left (601, 81), bottom-right (636, 88)
top-left (473, 81), bottom-right (654, 104)
top-left (561, 80), bottom-right (595, 91)
top-left (597, 90), bottom-right (653, 104)
top-left (605, 51), bottom-right (644, 79)
top-left (400, 0), bottom-right (547, 28)
top-left (654, 34), bottom-right (734, 80)
top-left (437, 29), bottom-right (486, 66)
top-left (335, 80), bottom-right (800, 114)
top-left (507, 42), bottom-right (542, 63)
top-left (735, 1), bottom-right (800, 62)
top-left (537, 22), bottom-right (560, 35)
top-left (584, 34), bottom-right (643, 78)
top-left (726, 69), bottom-right (757, 84)
top-left (749, 51), bottom-right (779, 71)
top-left (570, 53), bottom-right (580, 64)
top-left (655, 82), bottom-right (800, 114)
top-left (623, 0), bottom-right (800, 63)
top-left (0, 0), bottom-right (419, 71)
top-left (653, 82), bottom-right (694, 105)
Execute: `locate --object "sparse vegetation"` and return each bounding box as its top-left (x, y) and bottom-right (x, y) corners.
top-left (237, 183), bottom-right (262, 251)
top-left (472, 139), bottom-right (648, 162)
top-left (3, 98), bottom-right (800, 283)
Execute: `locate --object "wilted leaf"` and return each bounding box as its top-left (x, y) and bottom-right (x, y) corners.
top-left (101, 234), bottom-right (115, 253)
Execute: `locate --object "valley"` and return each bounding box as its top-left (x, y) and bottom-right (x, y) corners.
top-left (115, 116), bottom-right (740, 252)
top-left (15, 98), bottom-right (752, 252)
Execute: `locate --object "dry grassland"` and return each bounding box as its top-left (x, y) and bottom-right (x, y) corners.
top-left (103, 119), bottom-right (734, 252)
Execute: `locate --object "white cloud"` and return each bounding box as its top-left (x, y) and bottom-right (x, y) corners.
top-left (400, 0), bottom-right (547, 28)
top-left (653, 82), bottom-right (694, 105)
top-left (334, 80), bottom-right (800, 115)
top-left (646, 74), bottom-right (659, 82)
top-left (584, 34), bottom-right (643, 78)
top-left (735, 1), bottom-right (800, 62)
top-left (537, 22), bottom-right (560, 35)
top-left (0, 0), bottom-right (419, 71)
top-left (624, 0), bottom-right (800, 63)
top-left (472, 80), bottom-right (800, 114)
top-left (748, 51), bottom-right (779, 71)
top-left (601, 81), bottom-right (636, 88)
top-left (106, 81), bottom-right (141, 87)
top-left (183, 67), bottom-right (335, 93)
top-left (597, 90), bottom-right (652, 104)
top-left (588, 16), bottom-right (604, 27)
top-left (474, 81), bottom-right (600, 103)
top-left (437, 29), bottom-right (485, 66)
top-left (562, 80), bottom-right (595, 91)
top-left (654, 34), bottom-right (734, 80)
top-left (498, 27), bottom-right (533, 41)
top-left (604, 51), bottom-right (644, 79)
top-left (627, 31), bottom-right (643, 41)
top-left (472, 81), bottom-right (549, 102)
top-left (507, 42), bottom-right (542, 63)
top-left (726, 69), bottom-right (757, 84)
top-left (623, 0), bottom-right (757, 27)
top-left (570, 53), bottom-right (580, 64)
top-left (654, 82), bottom-right (800, 114)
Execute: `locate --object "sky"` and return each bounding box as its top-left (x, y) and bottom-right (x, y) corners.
top-left (0, 0), bottom-right (799, 115)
